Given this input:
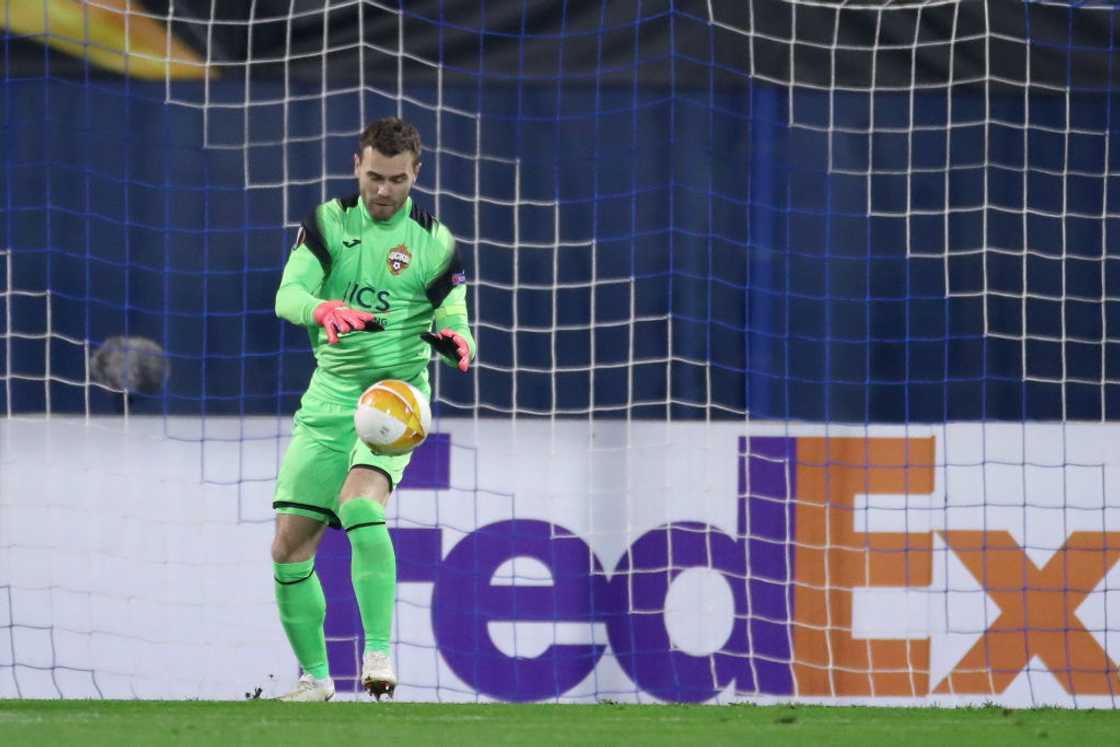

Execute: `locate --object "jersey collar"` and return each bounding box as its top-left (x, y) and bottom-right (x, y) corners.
top-left (363, 195), bottom-right (412, 227)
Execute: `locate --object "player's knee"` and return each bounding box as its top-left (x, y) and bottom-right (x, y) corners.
top-left (339, 496), bottom-right (390, 548)
top-left (271, 530), bottom-right (316, 564)
top-left (272, 513), bottom-right (326, 563)
top-left (340, 467), bottom-right (392, 505)
top-left (270, 535), bottom-right (297, 564)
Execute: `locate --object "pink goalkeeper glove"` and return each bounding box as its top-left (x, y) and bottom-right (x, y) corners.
top-left (421, 328), bottom-right (471, 372)
top-left (313, 300), bottom-right (374, 344)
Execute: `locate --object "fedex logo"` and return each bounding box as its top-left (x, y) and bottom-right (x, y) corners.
top-left (788, 436), bottom-right (1120, 698)
top-left (317, 434), bottom-right (1120, 702)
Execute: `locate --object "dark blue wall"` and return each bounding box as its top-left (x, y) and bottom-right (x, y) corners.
top-left (2, 73), bottom-right (1118, 420)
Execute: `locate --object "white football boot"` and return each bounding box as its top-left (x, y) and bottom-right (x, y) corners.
top-left (275, 673), bottom-right (335, 702)
top-left (360, 651), bottom-right (397, 700)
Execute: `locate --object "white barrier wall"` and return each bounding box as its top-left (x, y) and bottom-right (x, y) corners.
top-left (2, 417), bottom-right (1120, 705)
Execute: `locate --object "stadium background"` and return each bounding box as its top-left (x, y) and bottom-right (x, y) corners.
top-left (5, 0), bottom-right (1115, 421)
top-left (4, 0), bottom-right (1120, 706)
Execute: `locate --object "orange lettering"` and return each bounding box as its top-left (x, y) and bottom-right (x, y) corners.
top-left (793, 437), bottom-right (935, 696)
top-left (935, 531), bottom-right (1120, 695)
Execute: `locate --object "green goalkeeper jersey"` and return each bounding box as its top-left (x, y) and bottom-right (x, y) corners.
top-left (275, 194), bottom-right (475, 404)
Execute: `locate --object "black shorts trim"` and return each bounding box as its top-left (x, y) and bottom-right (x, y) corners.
top-left (274, 566), bottom-right (316, 585)
top-left (349, 464), bottom-right (395, 493)
top-left (272, 500), bottom-right (341, 530)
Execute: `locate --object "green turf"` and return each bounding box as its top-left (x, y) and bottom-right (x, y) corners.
top-left (1, 700), bottom-right (1117, 746)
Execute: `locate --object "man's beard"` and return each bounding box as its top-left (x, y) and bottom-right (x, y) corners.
top-left (366, 195), bottom-right (403, 219)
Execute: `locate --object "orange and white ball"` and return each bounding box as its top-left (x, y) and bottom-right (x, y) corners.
top-left (354, 379), bottom-right (432, 456)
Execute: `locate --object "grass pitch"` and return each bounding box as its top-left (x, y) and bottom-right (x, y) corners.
top-left (1, 700), bottom-right (1116, 746)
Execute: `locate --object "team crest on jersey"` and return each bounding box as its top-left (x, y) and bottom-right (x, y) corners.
top-left (387, 244), bottom-right (412, 275)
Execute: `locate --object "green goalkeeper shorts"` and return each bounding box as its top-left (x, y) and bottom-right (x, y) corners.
top-left (273, 392), bottom-right (415, 529)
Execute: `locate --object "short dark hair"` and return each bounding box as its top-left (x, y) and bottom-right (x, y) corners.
top-left (357, 117), bottom-right (422, 162)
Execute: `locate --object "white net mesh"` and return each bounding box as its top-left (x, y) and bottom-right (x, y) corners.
top-left (3, 0), bottom-right (1120, 706)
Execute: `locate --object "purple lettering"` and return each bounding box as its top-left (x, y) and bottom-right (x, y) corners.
top-left (321, 526), bottom-right (441, 688)
top-left (603, 523), bottom-right (751, 702)
top-left (430, 520), bottom-right (608, 701)
top-left (317, 435), bottom-right (798, 701)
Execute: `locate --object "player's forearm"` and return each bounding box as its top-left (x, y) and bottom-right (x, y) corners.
top-left (433, 292), bottom-right (476, 361)
top-left (275, 283), bottom-right (321, 327)
top-left (275, 248), bottom-right (326, 327)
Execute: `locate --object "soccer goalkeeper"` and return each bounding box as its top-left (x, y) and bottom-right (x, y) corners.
top-left (270, 117), bottom-right (475, 702)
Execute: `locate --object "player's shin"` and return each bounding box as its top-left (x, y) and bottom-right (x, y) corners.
top-left (339, 498), bottom-right (396, 653)
top-left (273, 558), bottom-right (330, 679)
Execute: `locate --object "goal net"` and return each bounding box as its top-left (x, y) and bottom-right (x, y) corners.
top-left (2, 0), bottom-right (1120, 705)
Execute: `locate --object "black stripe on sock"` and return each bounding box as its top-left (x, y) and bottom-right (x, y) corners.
top-left (274, 566), bottom-right (316, 585)
top-left (344, 520), bottom-right (387, 533)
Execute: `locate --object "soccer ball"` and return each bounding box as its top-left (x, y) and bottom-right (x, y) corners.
top-left (354, 379), bottom-right (432, 456)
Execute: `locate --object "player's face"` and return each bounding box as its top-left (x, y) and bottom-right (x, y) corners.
top-left (353, 146), bottom-right (420, 221)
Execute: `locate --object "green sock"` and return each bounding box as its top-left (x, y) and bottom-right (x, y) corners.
top-left (274, 558), bottom-right (329, 679)
top-left (339, 498), bottom-right (396, 654)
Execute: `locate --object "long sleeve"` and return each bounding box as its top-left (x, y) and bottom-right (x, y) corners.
top-left (275, 246), bottom-right (326, 327)
top-left (425, 220), bottom-right (476, 364)
top-left (433, 284), bottom-right (476, 362)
